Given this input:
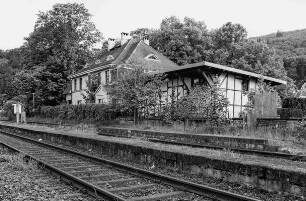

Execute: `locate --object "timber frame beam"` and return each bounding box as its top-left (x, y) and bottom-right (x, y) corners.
top-left (198, 69), bottom-right (213, 87)
top-left (176, 73), bottom-right (190, 95)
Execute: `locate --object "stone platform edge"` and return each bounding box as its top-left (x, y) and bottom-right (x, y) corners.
top-left (0, 123), bottom-right (305, 196)
top-left (97, 126), bottom-right (280, 152)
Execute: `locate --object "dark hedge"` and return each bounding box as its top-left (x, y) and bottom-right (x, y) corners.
top-left (39, 104), bottom-right (120, 122)
top-left (282, 98), bottom-right (306, 110)
top-left (277, 108), bottom-right (306, 119)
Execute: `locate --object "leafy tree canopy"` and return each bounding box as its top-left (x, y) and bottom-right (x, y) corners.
top-left (148, 16), bottom-right (211, 65)
top-left (25, 3), bottom-right (102, 73)
top-left (255, 29), bottom-right (306, 89)
top-left (106, 62), bottom-right (166, 124)
top-left (21, 3), bottom-right (102, 106)
top-left (0, 59), bottom-right (14, 104)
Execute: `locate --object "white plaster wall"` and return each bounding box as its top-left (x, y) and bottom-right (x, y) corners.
top-left (71, 75), bottom-right (88, 105)
top-left (72, 78), bottom-right (77, 91)
top-left (81, 76), bottom-right (88, 90)
top-left (66, 94), bottom-right (71, 101)
top-left (249, 78), bottom-right (256, 91)
top-left (101, 71), bottom-right (106, 85)
top-left (160, 82), bottom-right (167, 92)
top-left (72, 91), bottom-right (85, 105)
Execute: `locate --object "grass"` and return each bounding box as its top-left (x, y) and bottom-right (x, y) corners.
top-left (0, 153), bottom-right (37, 171)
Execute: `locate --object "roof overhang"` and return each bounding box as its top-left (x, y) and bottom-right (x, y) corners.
top-left (156, 61), bottom-right (287, 85)
top-left (68, 64), bottom-right (115, 79)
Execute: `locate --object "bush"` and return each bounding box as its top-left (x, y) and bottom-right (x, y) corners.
top-left (38, 104), bottom-right (120, 122)
top-left (1, 101), bottom-right (20, 120)
top-left (277, 108), bottom-right (306, 119)
top-left (282, 98), bottom-right (306, 110)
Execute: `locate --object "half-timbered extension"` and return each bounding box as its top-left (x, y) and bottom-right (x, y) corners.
top-left (157, 61), bottom-right (286, 118)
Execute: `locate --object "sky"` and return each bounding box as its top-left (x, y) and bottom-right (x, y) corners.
top-left (0, 0), bottom-right (305, 50)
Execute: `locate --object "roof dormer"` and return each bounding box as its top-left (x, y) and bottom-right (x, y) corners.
top-left (145, 54), bottom-right (160, 61)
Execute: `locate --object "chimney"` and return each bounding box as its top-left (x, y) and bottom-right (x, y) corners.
top-left (121, 32), bottom-right (129, 45)
top-left (108, 38), bottom-right (115, 51)
top-left (143, 35), bottom-right (149, 46)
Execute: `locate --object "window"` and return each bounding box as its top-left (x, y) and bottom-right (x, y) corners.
top-left (226, 75), bottom-right (246, 118)
top-left (79, 78), bottom-right (82, 90)
top-left (105, 70), bottom-right (110, 84)
top-left (98, 99), bottom-right (104, 104)
top-left (145, 54), bottom-right (160, 61)
top-left (77, 100), bottom-right (82, 105)
top-left (111, 69), bottom-right (118, 81)
top-left (191, 77), bottom-right (204, 87)
top-left (74, 79), bottom-right (77, 91)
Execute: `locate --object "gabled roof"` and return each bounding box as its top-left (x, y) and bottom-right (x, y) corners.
top-left (77, 39), bottom-right (133, 74)
top-left (69, 38), bottom-right (178, 79)
top-left (156, 61), bottom-right (287, 85)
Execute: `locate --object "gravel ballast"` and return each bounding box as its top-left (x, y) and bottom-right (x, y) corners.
top-left (0, 151), bottom-right (101, 201)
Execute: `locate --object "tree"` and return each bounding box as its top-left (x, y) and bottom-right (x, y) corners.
top-left (148, 16), bottom-right (211, 65)
top-left (130, 28), bottom-right (152, 38)
top-left (208, 23), bottom-right (294, 99)
top-left (0, 59), bottom-right (15, 105)
top-left (211, 22), bottom-right (247, 50)
top-left (106, 64), bottom-right (166, 124)
top-left (26, 3), bottom-right (101, 72)
top-left (208, 22), bottom-right (247, 65)
top-left (276, 30), bottom-right (284, 37)
top-left (23, 3), bottom-right (102, 106)
top-left (3, 47), bottom-right (29, 70)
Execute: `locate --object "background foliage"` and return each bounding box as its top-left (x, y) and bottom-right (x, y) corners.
top-left (0, 3), bottom-right (102, 109)
top-left (1, 8), bottom-right (304, 112)
top-left (255, 29), bottom-right (306, 89)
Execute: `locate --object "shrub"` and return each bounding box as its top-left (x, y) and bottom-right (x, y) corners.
top-left (277, 108), bottom-right (306, 119)
top-left (1, 101), bottom-right (20, 120)
top-left (282, 98), bottom-right (306, 110)
top-left (38, 104), bottom-right (120, 122)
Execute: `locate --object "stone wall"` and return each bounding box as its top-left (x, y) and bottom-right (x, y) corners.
top-left (97, 127), bottom-right (279, 152)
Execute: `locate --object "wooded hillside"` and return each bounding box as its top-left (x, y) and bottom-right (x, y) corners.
top-left (255, 29), bottom-right (306, 88)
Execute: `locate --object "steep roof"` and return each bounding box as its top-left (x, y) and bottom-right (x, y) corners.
top-left (77, 39), bottom-right (133, 74)
top-left (69, 38), bottom-right (178, 78)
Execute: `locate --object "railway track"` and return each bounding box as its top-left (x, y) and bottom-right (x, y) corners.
top-left (0, 142), bottom-right (100, 201)
top-left (0, 130), bottom-right (261, 201)
top-left (147, 138), bottom-right (306, 161)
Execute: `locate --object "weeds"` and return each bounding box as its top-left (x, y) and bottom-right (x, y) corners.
top-left (0, 154), bottom-right (37, 171)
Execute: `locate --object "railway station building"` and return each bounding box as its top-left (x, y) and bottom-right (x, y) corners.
top-left (67, 33), bottom-right (286, 118)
